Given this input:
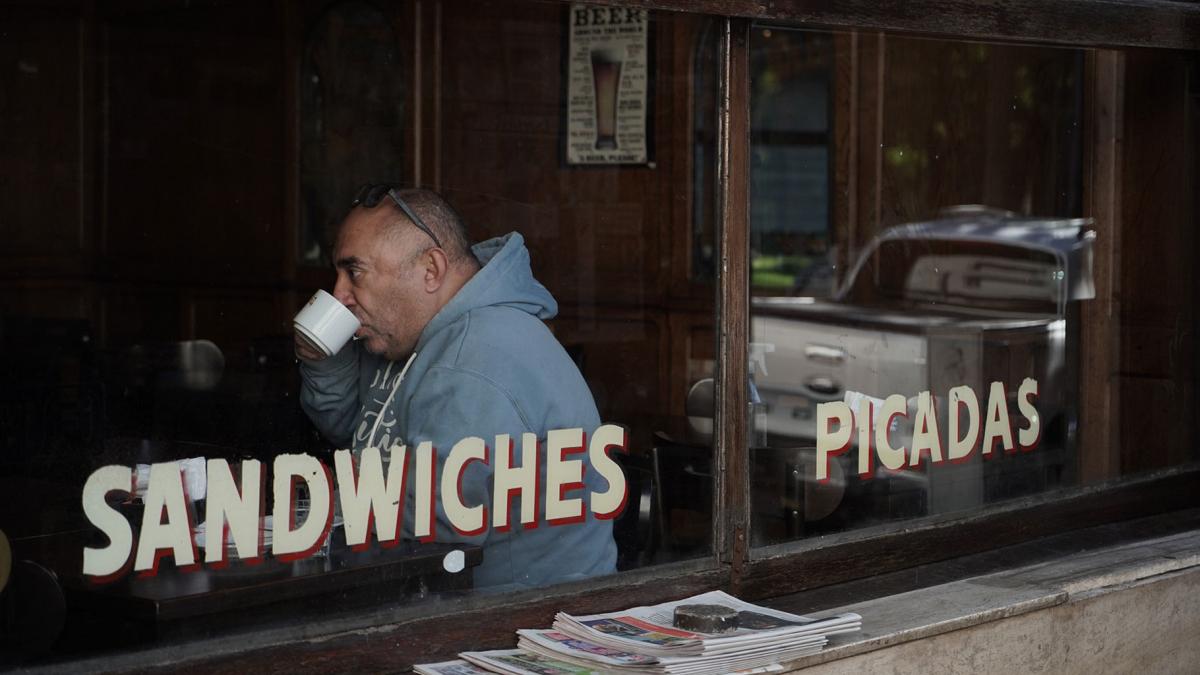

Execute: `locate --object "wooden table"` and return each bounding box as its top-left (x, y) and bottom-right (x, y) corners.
top-left (60, 536), bottom-right (483, 642)
top-left (2, 475), bottom-right (483, 655)
top-left (8, 523), bottom-right (482, 643)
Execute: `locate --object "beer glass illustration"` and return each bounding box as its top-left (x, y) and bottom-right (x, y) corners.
top-left (590, 48), bottom-right (623, 150)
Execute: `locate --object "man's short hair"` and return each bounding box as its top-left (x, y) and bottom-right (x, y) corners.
top-left (389, 189), bottom-right (478, 267)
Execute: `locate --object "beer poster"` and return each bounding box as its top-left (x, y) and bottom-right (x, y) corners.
top-left (565, 4), bottom-right (650, 165)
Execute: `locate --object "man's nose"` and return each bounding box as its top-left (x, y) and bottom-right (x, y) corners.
top-left (332, 275), bottom-right (355, 307)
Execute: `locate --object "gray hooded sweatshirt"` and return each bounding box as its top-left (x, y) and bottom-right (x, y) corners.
top-left (299, 232), bottom-right (617, 588)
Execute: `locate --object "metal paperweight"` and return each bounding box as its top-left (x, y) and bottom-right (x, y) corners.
top-left (673, 603), bottom-right (739, 633)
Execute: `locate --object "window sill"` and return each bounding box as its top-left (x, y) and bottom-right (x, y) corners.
top-left (773, 524), bottom-right (1200, 671)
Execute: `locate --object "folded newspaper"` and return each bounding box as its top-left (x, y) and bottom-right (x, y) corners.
top-left (516, 628), bottom-right (826, 675)
top-left (554, 591), bottom-right (859, 657)
top-left (414, 660), bottom-right (495, 675)
top-left (415, 591), bottom-right (861, 675)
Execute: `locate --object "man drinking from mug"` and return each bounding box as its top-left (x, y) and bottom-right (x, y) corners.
top-left (296, 186), bottom-right (617, 589)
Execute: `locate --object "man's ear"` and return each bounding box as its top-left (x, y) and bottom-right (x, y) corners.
top-left (422, 248), bottom-right (451, 292)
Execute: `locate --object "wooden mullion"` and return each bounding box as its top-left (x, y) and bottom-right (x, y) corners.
top-left (713, 17), bottom-right (751, 582)
top-left (414, 0), bottom-right (442, 190)
top-left (1079, 49), bottom-right (1124, 483)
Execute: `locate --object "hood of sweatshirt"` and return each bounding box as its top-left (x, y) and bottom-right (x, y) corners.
top-left (416, 232), bottom-right (556, 352)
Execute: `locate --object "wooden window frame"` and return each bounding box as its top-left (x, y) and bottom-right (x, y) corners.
top-left (111, 0), bottom-right (1199, 668)
top-left (594, 0), bottom-right (1200, 602)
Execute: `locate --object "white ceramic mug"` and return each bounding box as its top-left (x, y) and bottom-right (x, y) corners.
top-left (294, 290), bottom-right (361, 357)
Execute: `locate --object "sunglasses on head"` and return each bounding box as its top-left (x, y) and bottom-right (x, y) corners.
top-left (351, 184), bottom-right (443, 249)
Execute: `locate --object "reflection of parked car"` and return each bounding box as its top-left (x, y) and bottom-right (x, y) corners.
top-left (751, 207), bottom-right (1095, 520)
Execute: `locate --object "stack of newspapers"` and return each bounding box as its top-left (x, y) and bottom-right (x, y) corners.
top-left (414, 590), bottom-right (861, 675)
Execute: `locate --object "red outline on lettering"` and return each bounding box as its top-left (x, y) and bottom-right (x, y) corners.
top-left (1018, 381), bottom-right (1042, 452)
top-left (450, 442), bottom-right (490, 537)
top-left (207, 461), bottom-right (231, 569)
top-left (244, 465), bottom-right (268, 566)
top-left (592, 426), bottom-right (630, 521)
top-left (178, 469), bottom-right (202, 574)
top-left (493, 436), bottom-right (522, 533)
top-left (932, 394), bottom-right (947, 465)
top-left (909, 393), bottom-right (944, 470)
top-left (205, 464), bottom-right (225, 569)
top-left (419, 445), bottom-right (439, 544)
top-left (276, 462), bottom-right (334, 563)
top-left (88, 554), bottom-right (135, 586)
top-left (879, 404), bottom-right (909, 473)
top-left (950, 391), bottom-right (981, 465)
top-left (379, 447), bottom-right (411, 549)
top-left (982, 382), bottom-right (1014, 458)
top-left (821, 408), bottom-right (854, 484)
top-left (85, 472), bottom-right (136, 585)
top-left (210, 460), bottom-right (266, 569)
top-left (346, 451), bottom-right (373, 553)
top-left (526, 438), bottom-right (542, 531)
top-left (548, 430), bottom-right (587, 527)
top-left (137, 467), bottom-right (201, 579)
top-left (856, 405), bottom-right (874, 481)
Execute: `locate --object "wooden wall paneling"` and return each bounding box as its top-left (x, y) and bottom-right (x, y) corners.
top-left (282, 0), bottom-right (300, 289)
top-left (660, 16), bottom-right (717, 426)
top-left (189, 289), bottom-right (290, 343)
top-left (438, 1), bottom-right (664, 308)
top-left (650, 8), bottom-right (676, 302)
top-left (0, 4), bottom-right (93, 278)
top-left (415, 0), bottom-right (442, 190)
top-left (188, 290), bottom-right (290, 365)
top-left (1078, 50), bottom-right (1122, 483)
top-left (101, 286), bottom-right (187, 347)
top-left (437, 0), bottom-right (562, 212)
top-left (102, 1), bottom-right (285, 287)
top-left (665, 311), bottom-right (688, 418)
top-left (282, 0), bottom-right (335, 308)
top-left (666, 309), bottom-right (716, 418)
top-left (437, 0), bottom-right (573, 249)
top-left (0, 282), bottom-right (92, 324)
top-left (1117, 50), bottom-right (1196, 474)
top-left (432, 0), bottom-right (677, 454)
top-left (666, 16), bottom-right (698, 298)
top-left (551, 310), bottom-right (668, 427)
top-left (662, 13), bottom-right (722, 305)
top-left (561, 190), bottom-right (659, 308)
top-left (80, 2), bottom-right (99, 277)
top-left (552, 203), bottom-right (650, 303)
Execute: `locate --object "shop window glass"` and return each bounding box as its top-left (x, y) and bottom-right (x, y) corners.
top-left (0, 1), bottom-right (718, 660)
top-left (748, 33), bottom-right (1197, 548)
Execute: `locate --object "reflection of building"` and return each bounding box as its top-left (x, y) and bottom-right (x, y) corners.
top-left (0, 0), bottom-right (1197, 670)
top-left (753, 211), bottom-right (1092, 528)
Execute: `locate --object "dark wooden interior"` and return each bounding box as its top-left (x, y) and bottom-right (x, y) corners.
top-left (2, 0), bottom-right (1192, 471)
top-left (0, 0), bottom-right (1197, 666)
